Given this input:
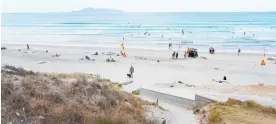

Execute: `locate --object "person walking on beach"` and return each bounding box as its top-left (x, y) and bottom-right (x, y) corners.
top-left (26, 44), bottom-right (30, 50)
top-left (172, 51), bottom-right (176, 59)
top-left (129, 65), bottom-right (134, 78)
top-left (176, 52), bottom-right (179, 59)
top-left (169, 43), bottom-right (172, 50)
top-left (238, 48), bottom-right (241, 56)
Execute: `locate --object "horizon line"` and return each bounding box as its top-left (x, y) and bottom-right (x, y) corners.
top-left (2, 11), bottom-right (276, 14)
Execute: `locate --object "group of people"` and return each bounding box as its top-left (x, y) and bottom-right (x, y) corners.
top-left (171, 49), bottom-right (190, 59)
top-left (209, 47), bottom-right (215, 54)
top-left (172, 51), bottom-right (179, 59)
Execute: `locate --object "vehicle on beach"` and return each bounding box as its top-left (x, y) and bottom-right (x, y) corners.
top-left (188, 48), bottom-right (198, 58)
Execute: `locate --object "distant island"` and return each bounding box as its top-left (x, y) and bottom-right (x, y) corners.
top-left (70, 7), bottom-right (123, 13)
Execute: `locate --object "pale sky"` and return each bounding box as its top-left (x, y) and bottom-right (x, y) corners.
top-left (1, 0), bottom-right (276, 13)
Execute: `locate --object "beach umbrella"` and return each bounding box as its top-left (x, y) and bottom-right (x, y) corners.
top-left (106, 52), bottom-right (115, 58)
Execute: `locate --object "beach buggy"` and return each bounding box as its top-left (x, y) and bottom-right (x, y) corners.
top-left (188, 48), bottom-right (198, 58)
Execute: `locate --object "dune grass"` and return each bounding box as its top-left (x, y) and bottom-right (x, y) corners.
top-left (1, 65), bottom-right (156, 124)
top-left (205, 98), bottom-right (276, 124)
top-left (132, 89), bottom-right (140, 95)
top-left (47, 72), bottom-right (94, 79)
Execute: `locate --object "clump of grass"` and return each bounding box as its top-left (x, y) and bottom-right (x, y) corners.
top-left (208, 108), bottom-right (222, 123)
top-left (97, 78), bottom-right (111, 82)
top-left (95, 117), bottom-right (126, 124)
top-left (109, 82), bottom-right (123, 88)
top-left (244, 100), bottom-right (262, 108)
top-left (48, 73), bottom-right (94, 79)
top-left (1, 78), bottom-right (15, 100)
top-left (2, 65), bottom-right (35, 76)
top-left (203, 98), bottom-right (276, 124)
top-left (221, 99), bottom-right (276, 115)
top-left (132, 89), bottom-right (140, 95)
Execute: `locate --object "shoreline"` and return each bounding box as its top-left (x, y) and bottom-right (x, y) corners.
top-left (2, 42), bottom-right (276, 55)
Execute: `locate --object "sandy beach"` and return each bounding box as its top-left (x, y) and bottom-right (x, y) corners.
top-left (2, 43), bottom-right (276, 123)
top-left (2, 43), bottom-right (276, 87)
top-left (2, 43), bottom-right (276, 88)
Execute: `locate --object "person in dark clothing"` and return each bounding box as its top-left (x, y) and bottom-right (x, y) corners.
top-left (129, 65), bottom-right (134, 78)
top-left (223, 76), bottom-right (227, 80)
top-left (176, 52), bottom-right (179, 59)
top-left (172, 51), bottom-right (176, 59)
top-left (169, 43), bottom-right (172, 50)
top-left (27, 44), bottom-right (30, 50)
top-left (238, 48), bottom-right (241, 56)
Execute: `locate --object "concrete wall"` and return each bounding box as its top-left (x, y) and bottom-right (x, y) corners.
top-left (139, 88), bottom-right (216, 108)
top-left (195, 95), bottom-right (214, 107)
top-left (139, 88), bottom-right (195, 107)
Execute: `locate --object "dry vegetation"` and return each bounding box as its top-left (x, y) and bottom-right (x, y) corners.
top-left (1, 65), bottom-right (157, 124)
top-left (197, 98), bottom-right (276, 124)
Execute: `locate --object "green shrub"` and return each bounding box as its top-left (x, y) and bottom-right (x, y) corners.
top-left (208, 109), bottom-right (221, 123)
top-left (132, 90), bottom-right (140, 95)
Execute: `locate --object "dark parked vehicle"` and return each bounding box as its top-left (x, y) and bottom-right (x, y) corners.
top-left (188, 48), bottom-right (198, 58)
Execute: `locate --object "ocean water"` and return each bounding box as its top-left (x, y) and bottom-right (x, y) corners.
top-left (2, 12), bottom-right (276, 53)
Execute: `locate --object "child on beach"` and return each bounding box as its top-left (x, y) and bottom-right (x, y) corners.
top-left (184, 51), bottom-right (187, 58)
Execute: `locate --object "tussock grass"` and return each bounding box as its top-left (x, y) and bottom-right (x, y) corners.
top-left (47, 73), bottom-right (94, 79)
top-left (132, 89), bottom-right (140, 95)
top-left (204, 98), bottom-right (276, 124)
top-left (208, 108), bottom-right (222, 123)
top-left (1, 65), bottom-right (156, 124)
